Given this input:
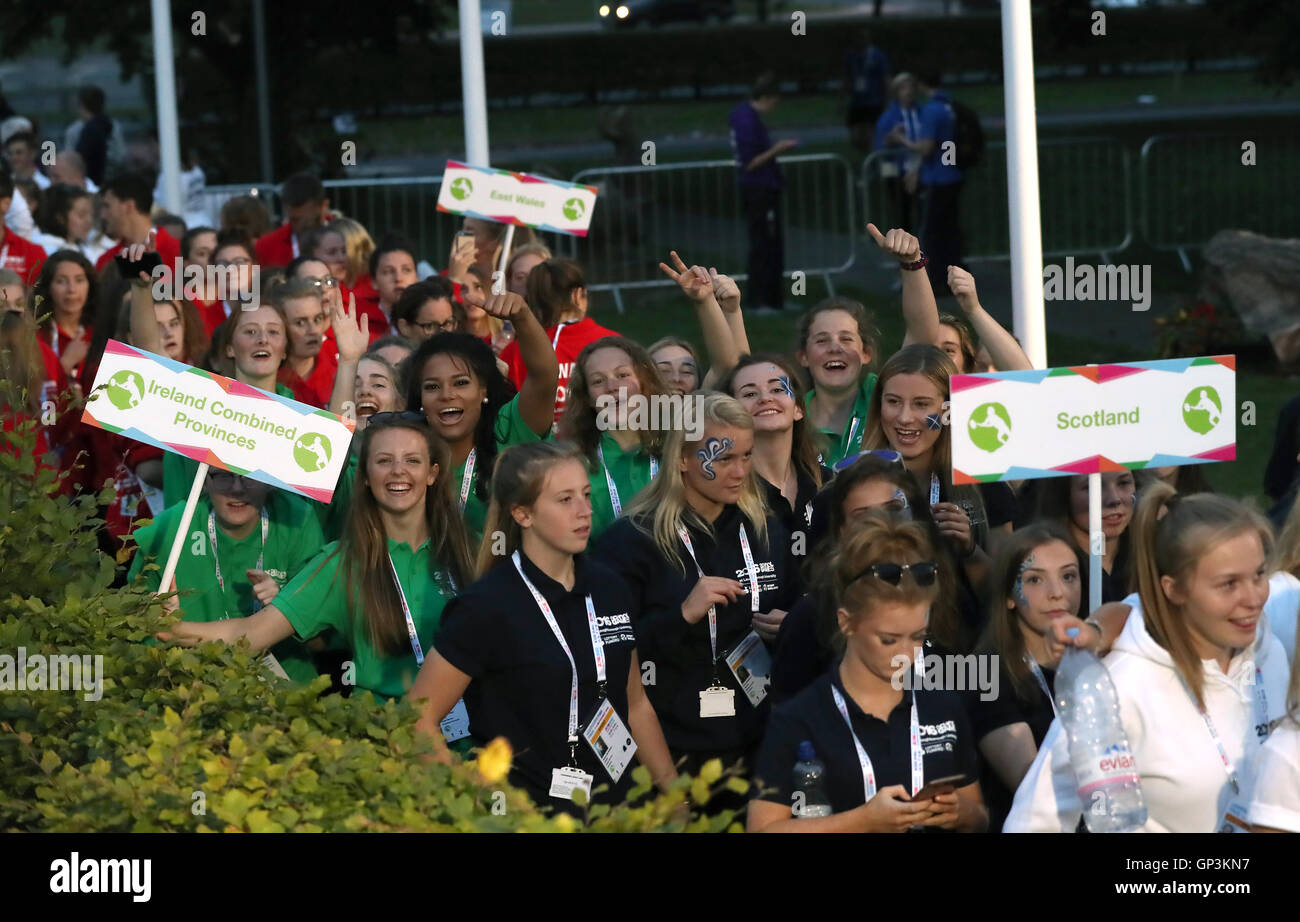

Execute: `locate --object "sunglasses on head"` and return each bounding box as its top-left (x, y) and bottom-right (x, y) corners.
top-left (834, 448), bottom-right (904, 474)
top-left (852, 561), bottom-right (938, 587)
top-left (367, 410), bottom-right (426, 427)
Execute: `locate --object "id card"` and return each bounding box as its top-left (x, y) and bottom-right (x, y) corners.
top-left (699, 685), bottom-right (736, 718)
top-left (1219, 803), bottom-right (1252, 834)
top-left (440, 698), bottom-right (471, 743)
top-left (261, 652), bottom-right (290, 681)
top-left (549, 765), bottom-right (594, 802)
top-left (581, 698), bottom-right (637, 782)
top-left (724, 630), bottom-right (772, 708)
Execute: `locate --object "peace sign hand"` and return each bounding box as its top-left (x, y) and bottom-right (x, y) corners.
top-left (867, 223), bottom-right (921, 265)
top-left (658, 251), bottom-right (714, 304)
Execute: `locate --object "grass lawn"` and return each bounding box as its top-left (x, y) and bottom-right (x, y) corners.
top-left (587, 279), bottom-right (1291, 506)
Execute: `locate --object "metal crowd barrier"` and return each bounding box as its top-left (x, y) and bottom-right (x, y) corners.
top-left (861, 136), bottom-right (1133, 264)
top-left (563, 153), bottom-right (857, 312)
top-left (1140, 132), bottom-right (1299, 272)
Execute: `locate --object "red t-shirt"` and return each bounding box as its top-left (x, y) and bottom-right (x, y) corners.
top-left (342, 275), bottom-right (389, 342)
top-left (95, 228), bottom-right (181, 274)
top-left (195, 298), bottom-right (229, 338)
top-left (255, 223), bottom-right (295, 269)
top-left (0, 228), bottom-right (48, 285)
top-left (277, 348), bottom-right (338, 408)
top-left (500, 317), bottom-right (621, 428)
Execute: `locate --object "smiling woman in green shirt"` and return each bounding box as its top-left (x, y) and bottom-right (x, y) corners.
top-left (405, 290), bottom-right (558, 547)
top-left (159, 414), bottom-right (476, 702)
top-left (558, 336), bottom-right (667, 541)
top-left (129, 469), bottom-right (326, 684)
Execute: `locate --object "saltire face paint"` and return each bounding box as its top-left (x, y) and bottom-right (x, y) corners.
top-left (924, 412), bottom-right (944, 431)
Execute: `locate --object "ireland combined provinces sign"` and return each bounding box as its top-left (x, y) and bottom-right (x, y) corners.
top-left (82, 340), bottom-right (356, 503)
top-left (950, 356), bottom-right (1236, 483)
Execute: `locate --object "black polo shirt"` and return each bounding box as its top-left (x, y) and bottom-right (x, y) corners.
top-left (434, 551), bottom-right (639, 813)
top-left (964, 661), bottom-right (1055, 831)
top-left (771, 590), bottom-right (834, 706)
top-left (757, 464), bottom-right (831, 546)
top-left (593, 504), bottom-right (798, 755)
top-left (753, 664), bottom-right (979, 817)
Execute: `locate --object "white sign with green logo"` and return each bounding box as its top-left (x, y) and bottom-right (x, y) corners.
top-left (82, 340), bottom-right (356, 503)
top-left (436, 160), bottom-right (598, 237)
top-left (950, 356), bottom-right (1236, 484)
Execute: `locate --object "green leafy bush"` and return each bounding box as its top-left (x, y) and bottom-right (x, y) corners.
top-left (0, 413), bottom-right (746, 832)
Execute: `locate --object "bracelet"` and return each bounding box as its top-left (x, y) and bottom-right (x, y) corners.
top-left (900, 253), bottom-right (928, 272)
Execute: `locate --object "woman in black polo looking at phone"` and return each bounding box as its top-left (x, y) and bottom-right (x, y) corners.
top-left (748, 510), bottom-right (987, 832)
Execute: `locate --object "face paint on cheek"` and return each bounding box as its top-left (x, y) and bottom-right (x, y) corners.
top-left (1014, 553), bottom-right (1036, 607)
top-left (696, 436), bottom-right (733, 481)
top-left (925, 412), bottom-right (944, 431)
top-left (893, 488), bottom-right (912, 521)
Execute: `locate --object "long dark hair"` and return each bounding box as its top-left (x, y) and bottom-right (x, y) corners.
top-left (32, 249), bottom-right (99, 335)
top-left (976, 522), bottom-right (1085, 703)
top-left (404, 331), bottom-right (516, 502)
top-left (717, 352), bottom-right (825, 491)
top-left (323, 415), bottom-right (474, 657)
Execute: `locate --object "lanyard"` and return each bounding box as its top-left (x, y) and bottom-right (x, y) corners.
top-left (551, 321), bottom-right (573, 351)
top-left (678, 523), bottom-right (755, 666)
top-left (844, 416), bottom-right (861, 456)
top-left (388, 552), bottom-right (425, 664)
top-left (52, 325), bottom-right (85, 378)
top-left (1196, 667), bottom-right (1267, 795)
top-left (512, 551), bottom-right (604, 752)
top-left (597, 445), bottom-right (658, 519)
top-left (291, 233), bottom-right (299, 259)
top-left (736, 523), bottom-right (760, 613)
top-left (459, 448), bottom-right (476, 512)
top-left (208, 506), bottom-right (268, 614)
top-left (831, 665), bottom-right (924, 801)
top-left (929, 473), bottom-right (940, 506)
top-left (0, 243), bottom-right (8, 267)
top-left (1026, 657), bottom-right (1059, 719)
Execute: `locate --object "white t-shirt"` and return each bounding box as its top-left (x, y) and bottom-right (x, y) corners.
top-left (1248, 720), bottom-right (1300, 832)
top-left (1265, 572), bottom-right (1299, 665)
top-left (4, 183), bottom-right (35, 238)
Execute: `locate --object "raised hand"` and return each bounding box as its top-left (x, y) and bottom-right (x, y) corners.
top-left (709, 268), bottom-right (741, 314)
top-left (659, 251), bottom-right (714, 303)
top-left (867, 223), bottom-right (921, 265)
top-left (331, 292), bottom-right (370, 364)
top-left (470, 290), bottom-right (530, 323)
top-left (947, 265), bottom-right (980, 314)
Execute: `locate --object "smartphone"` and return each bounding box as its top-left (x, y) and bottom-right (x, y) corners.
top-left (452, 230), bottom-right (476, 259)
top-left (910, 774), bottom-right (969, 802)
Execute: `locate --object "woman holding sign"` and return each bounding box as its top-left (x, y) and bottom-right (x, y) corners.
top-left (593, 393), bottom-right (797, 782)
top-left (748, 510), bottom-right (987, 832)
top-left (1006, 485), bottom-right (1290, 832)
top-left (559, 336), bottom-right (669, 541)
top-left (160, 414), bottom-right (476, 704)
top-left (411, 442), bottom-right (677, 814)
top-left (130, 468), bottom-right (325, 684)
top-left (405, 290), bottom-right (558, 545)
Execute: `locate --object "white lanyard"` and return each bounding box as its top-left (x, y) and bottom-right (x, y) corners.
top-left (1197, 667), bottom-right (1267, 795)
top-left (459, 448), bottom-right (476, 512)
top-left (844, 416), bottom-right (861, 455)
top-left (388, 552), bottom-right (425, 664)
top-left (208, 506), bottom-right (268, 612)
top-left (929, 473), bottom-right (941, 506)
top-left (1026, 657), bottom-right (1059, 719)
top-left (831, 666), bottom-right (924, 801)
top-left (551, 321), bottom-right (573, 351)
top-left (597, 445), bottom-right (658, 518)
top-left (0, 243), bottom-right (9, 267)
top-left (678, 523), bottom-right (755, 664)
top-left (511, 551), bottom-right (605, 746)
top-left (291, 233), bottom-right (299, 259)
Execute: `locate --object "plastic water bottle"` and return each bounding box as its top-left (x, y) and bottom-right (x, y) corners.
top-left (792, 741), bottom-right (832, 818)
top-left (1055, 643), bottom-right (1148, 832)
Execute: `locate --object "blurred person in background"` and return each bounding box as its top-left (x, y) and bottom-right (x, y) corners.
top-left (844, 29), bottom-right (891, 154)
top-left (256, 172), bottom-right (331, 269)
top-left (220, 193), bottom-right (274, 244)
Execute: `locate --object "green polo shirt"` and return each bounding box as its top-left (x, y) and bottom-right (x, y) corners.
top-left (806, 372), bottom-right (878, 468)
top-left (127, 491), bottom-right (325, 685)
top-left (162, 382), bottom-right (297, 508)
top-left (317, 450), bottom-right (359, 543)
top-left (458, 393), bottom-right (549, 545)
top-left (588, 432), bottom-right (656, 541)
top-left (275, 537), bottom-right (456, 701)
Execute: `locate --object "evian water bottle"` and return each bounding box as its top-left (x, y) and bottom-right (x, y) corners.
top-left (1055, 644), bottom-right (1148, 832)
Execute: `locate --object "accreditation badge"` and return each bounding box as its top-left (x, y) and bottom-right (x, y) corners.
top-left (261, 652), bottom-right (290, 681)
top-left (723, 630), bottom-right (772, 708)
top-left (699, 685), bottom-right (736, 719)
top-left (549, 765), bottom-right (594, 802)
top-left (1219, 802), bottom-right (1251, 834)
top-left (440, 698), bottom-right (471, 743)
top-left (581, 698), bottom-right (637, 782)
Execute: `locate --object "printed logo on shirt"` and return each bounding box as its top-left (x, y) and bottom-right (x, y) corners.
top-left (597, 612), bottom-right (635, 646)
top-left (919, 719), bottom-right (959, 756)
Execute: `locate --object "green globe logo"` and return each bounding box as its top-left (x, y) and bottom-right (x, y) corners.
top-left (1182, 386), bottom-right (1222, 435)
top-left (293, 432), bottom-right (332, 472)
top-left (968, 402), bottom-right (1012, 452)
top-left (563, 197), bottom-right (585, 221)
top-left (449, 177), bottom-right (473, 201)
top-left (106, 370), bottom-right (146, 410)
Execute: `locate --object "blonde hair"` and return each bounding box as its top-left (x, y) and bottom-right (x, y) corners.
top-left (1132, 481), bottom-right (1274, 708)
top-left (475, 442), bottom-right (586, 576)
top-left (831, 510), bottom-right (939, 652)
top-left (622, 392), bottom-right (769, 573)
top-left (330, 216), bottom-right (375, 285)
